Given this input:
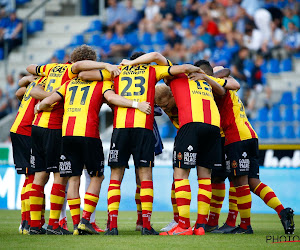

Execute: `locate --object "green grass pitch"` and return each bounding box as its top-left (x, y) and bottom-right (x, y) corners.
top-left (0, 210), bottom-right (299, 249)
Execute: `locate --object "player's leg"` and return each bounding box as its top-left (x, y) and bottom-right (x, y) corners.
top-left (135, 168), bottom-right (143, 231)
top-left (20, 176), bottom-right (27, 233)
top-left (59, 182), bottom-right (68, 230)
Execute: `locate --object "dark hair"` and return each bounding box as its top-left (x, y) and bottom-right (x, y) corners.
top-left (194, 60), bottom-right (213, 76)
top-left (70, 44), bottom-right (97, 62)
top-left (130, 51), bottom-right (146, 60)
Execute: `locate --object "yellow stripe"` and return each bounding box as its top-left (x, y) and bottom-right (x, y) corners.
top-left (198, 179), bottom-right (211, 185)
top-left (141, 202), bottom-right (152, 211)
top-left (85, 194), bottom-right (99, 203)
top-left (210, 206), bottom-right (221, 213)
top-left (266, 197), bottom-right (282, 209)
top-left (140, 189), bottom-right (153, 196)
top-left (50, 210), bottom-right (61, 219)
top-left (239, 208), bottom-right (251, 218)
top-left (137, 185), bottom-right (141, 189)
top-left (198, 189), bottom-right (212, 199)
top-left (259, 144), bottom-right (300, 150)
top-left (30, 196), bottom-right (44, 205)
top-left (212, 189), bottom-right (226, 197)
top-left (258, 186), bottom-right (270, 200)
top-left (238, 194), bottom-right (252, 205)
top-left (197, 201), bottom-right (210, 214)
top-left (175, 179), bottom-right (190, 189)
top-left (31, 211), bottom-right (41, 220)
top-left (84, 204), bottom-right (96, 213)
top-left (178, 205), bottom-right (190, 219)
top-left (137, 204), bottom-right (142, 211)
top-left (172, 204), bottom-right (179, 214)
top-left (70, 208), bottom-right (80, 216)
top-left (116, 107), bottom-right (127, 128)
top-left (108, 189), bottom-right (121, 198)
top-left (171, 189), bottom-right (175, 199)
top-left (68, 198), bottom-right (81, 206)
top-left (108, 202), bottom-right (120, 212)
top-left (50, 195), bottom-right (65, 204)
top-left (175, 191), bottom-right (192, 199)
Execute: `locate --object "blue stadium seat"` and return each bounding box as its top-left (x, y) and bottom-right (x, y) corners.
top-left (86, 19), bottom-right (102, 32)
top-left (141, 32), bottom-right (152, 46)
top-left (257, 107), bottom-right (269, 122)
top-left (296, 108), bottom-right (300, 121)
top-left (270, 106), bottom-right (281, 121)
top-left (283, 107), bottom-right (295, 121)
top-left (126, 31), bottom-right (139, 47)
top-left (260, 61), bottom-right (268, 74)
top-left (258, 125), bottom-right (269, 139)
top-left (152, 31), bottom-right (166, 46)
top-left (271, 125), bottom-right (282, 139)
top-left (244, 59), bottom-right (255, 72)
top-left (54, 49), bottom-right (65, 61)
top-left (69, 34), bottom-right (84, 46)
top-left (87, 34), bottom-right (101, 46)
top-left (195, 16), bottom-right (202, 27)
top-left (0, 48), bottom-right (3, 60)
top-left (16, 0), bottom-right (30, 4)
top-left (281, 58), bottom-right (292, 72)
top-left (284, 125), bottom-right (296, 139)
top-left (160, 124), bottom-right (170, 138)
top-left (297, 126), bottom-right (300, 138)
top-left (280, 92), bottom-right (293, 106)
top-left (181, 16), bottom-right (193, 29)
top-left (269, 59), bottom-right (280, 73)
top-left (295, 91), bottom-right (300, 105)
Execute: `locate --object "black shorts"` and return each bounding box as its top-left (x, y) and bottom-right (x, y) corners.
top-left (211, 137), bottom-right (230, 179)
top-left (108, 128), bottom-right (155, 168)
top-left (173, 122), bottom-right (222, 169)
top-left (31, 126), bottom-right (62, 173)
top-left (224, 138), bottom-right (259, 178)
top-left (10, 132), bottom-right (33, 175)
top-left (60, 136), bottom-right (104, 177)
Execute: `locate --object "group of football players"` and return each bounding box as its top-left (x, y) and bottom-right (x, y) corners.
top-left (10, 45), bottom-right (294, 236)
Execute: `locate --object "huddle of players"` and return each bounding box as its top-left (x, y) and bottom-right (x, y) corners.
top-left (10, 45), bottom-right (294, 236)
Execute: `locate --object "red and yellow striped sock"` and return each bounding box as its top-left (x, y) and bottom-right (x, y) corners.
top-left (196, 178), bottom-right (212, 226)
top-left (41, 194), bottom-right (45, 226)
top-left (135, 185), bottom-right (142, 225)
top-left (25, 174), bottom-right (34, 225)
top-left (174, 179), bottom-right (191, 229)
top-left (68, 197), bottom-right (81, 226)
top-left (226, 182), bottom-right (238, 227)
top-left (29, 184), bottom-right (44, 228)
top-left (140, 181), bottom-right (154, 230)
top-left (107, 180), bottom-right (121, 230)
top-left (236, 185), bottom-right (251, 229)
top-left (207, 183), bottom-right (225, 226)
top-left (49, 184), bottom-right (66, 229)
top-left (21, 178), bottom-right (28, 222)
top-left (171, 182), bottom-right (179, 223)
top-left (254, 182), bottom-right (284, 217)
top-left (83, 192), bottom-right (99, 221)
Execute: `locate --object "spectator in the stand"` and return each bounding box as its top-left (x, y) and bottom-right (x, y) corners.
top-left (173, 1), bottom-right (185, 23)
top-left (106, 0), bottom-right (122, 29)
top-left (159, 0), bottom-right (173, 18)
top-left (99, 28), bottom-right (115, 60)
top-left (209, 0), bottom-right (222, 19)
top-left (218, 10), bottom-right (233, 34)
top-left (110, 24), bottom-right (132, 58)
top-left (185, 0), bottom-right (198, 18)
top-left (211, 35), bottom-right (230, 67)
top-left (144, 0), bottom-right (160, 21)
top-left (182, 29), bottom-right (197, 51)
top-left (196, 25), bottom-right (214, 48)
top-left (190, 40), bottom-right (211, 63)
top-left (0, 10), bottom-right (22, 54)
top-left (283, 8), bottom-right (300, 31)
top-left (201, 12), bottom-right (219, 36)
top-left (226, 0), bottom-right (240, 19)
top-left (243, 22), bottom-right (263, 54)
top-left (283, 22), bottom-right (300, 56)
top-left (163, 27), bottom-right (183, 62)
top-left (0, 88), bottom-right (8, 119)
top-left (225, 31), bottom-right (240, 58)
top-left (0, 0), bottom-right (13, 12)
top-left (6, 74), bottom-right (18, 112)
top-left (120, 0), bottom-right (138, 32)
top-left (241, 0), bottom-right (262, 17)
top-left (165, 27), bottom-right (182, 49)
top-left (234, 5), bottom-right (248, 34)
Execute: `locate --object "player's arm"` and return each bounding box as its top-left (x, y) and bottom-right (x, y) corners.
top-left (169, 64), bottom-right (204, 75)
top-left (71, 60), bottom-right (120, 78)
top-left (78, 70), bottom-right (103, 81)
top-left (26, 63), bottom-right (57, 77)
top-left (26, 64), bottom-right (38, 75)
top-left (18, 75), bottom-right (38, 87)
top-left (120, 52), bottom-right (170, 66)
top-left (35, 92), bottom-right (62, 113)
top-left (29, 85), bottom-right (55, 100)
top-left (213, 66), bottom-right (240, 90)
top-left (104, 90), bottom-right (151, 114)
top-left (195, 74), bottom-right (226, 96)
top-left (15, 87), bottom-right (26, 101)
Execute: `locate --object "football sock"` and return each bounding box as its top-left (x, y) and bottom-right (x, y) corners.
top-left (135, 185), bottom-right (142, 225)
top-left (107, 180), bottom-right (121, 230)
top-left (236, 185), bottom-right (251, 229)
top-left (171, 182), bottom-right (179, 223)
top-left (41, 193), bottom-right (45, 226)
top-left (207, 183), bottom-right (225, 226)
top-left (174, 179), bottom-right (191, 229)
top-left (68, 197), bottom-right (81, 226)
top-left (59, 183), bottom-right (68, 221)
top-left (254, 182), bottom-right (284, 217)
top-left (83, 192), bottom-right (99, 221)
top-left (29, 183), bottom-right (44, 228)
top-left (226, 182), bottom-right (238, 227)
top-left (49, 184), bottom-right (66, 229)
top-left (140, 181), bottom-right (154, 230)
top-left (21, 177), bottom-right (27, 222)
top-left (25, 174), bottom-right (34, 226)
top-left (196, 178), bottom-right (212, 227)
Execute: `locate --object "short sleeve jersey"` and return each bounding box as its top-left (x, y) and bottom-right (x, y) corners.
top-left (169, 74), bottom-right (226, 128)
top-left (10, 77), bottom-right (46, 136)
top-left (33, 62), bottom-right (77, 129)
top-left (217, 90), bottom-right (258, 146)
top-left (57, 78), bottom-right (112, 138)
top-left (113, 64), bottom-right (172, 130)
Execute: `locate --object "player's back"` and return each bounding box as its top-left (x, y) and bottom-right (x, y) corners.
top-left (113, 64), bottom-right (172, 130)
top-left (217, 90), bottom-right (257, 145)
top-left (169, 74), bottom-right (221, 129)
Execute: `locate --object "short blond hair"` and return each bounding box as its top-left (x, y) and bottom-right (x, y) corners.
top-left (155, 84), bottom-right (172, 104)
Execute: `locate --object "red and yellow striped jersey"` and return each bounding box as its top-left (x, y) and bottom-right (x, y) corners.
top-left (57, 78), bottom-right (113, 138)
top-left (113, 64), bottom-right (172, 130)
top-left (217, 90), bottom-right (257, 146)
top-left (165, 107), bottom-right (179, 129)
top-left (33, 62), bottom-right (77, 129)
top-left (169, 74), bottom-right (225, 128)
top-left (10, 77), bottom-right (46, 136)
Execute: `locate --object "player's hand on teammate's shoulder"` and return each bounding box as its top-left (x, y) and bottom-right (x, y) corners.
top-left (213, 66), bottom-right (224, 73)
top-left (188, 72), bottom-right (206, 81)
top-left (120, 59), bottom-right (133, 66)
top-left (105, 63), bottom-right (121, 78)
top-left (27, 75), bottom-right (38, 82)
top-left (137, 101), bottom-right (151, 115)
